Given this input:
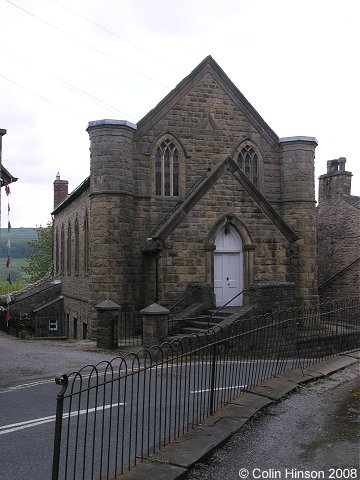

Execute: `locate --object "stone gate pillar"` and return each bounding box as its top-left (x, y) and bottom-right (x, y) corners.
top-left (96, 299), bottom-right (121, 349)
top-left (141, 303), bottom-right (169, 349)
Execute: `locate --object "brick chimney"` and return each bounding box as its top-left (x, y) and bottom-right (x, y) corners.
top-left (53, 172), bottom-right (69, 209)
top-left (318, 157), bottom-right (352, 204)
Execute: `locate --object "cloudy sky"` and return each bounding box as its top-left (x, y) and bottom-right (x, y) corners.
top-left (0, 0), bottom-right (359, 228)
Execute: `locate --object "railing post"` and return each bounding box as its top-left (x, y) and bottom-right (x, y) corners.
top-left (209, 344), bottom-right (217, 415)
top-left (52, 374), bottom-right (68, 480)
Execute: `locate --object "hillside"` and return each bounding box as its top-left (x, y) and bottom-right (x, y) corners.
top-left (0, 228), bottom-right (37, 258)
top-left (0, 228), bottom-right (38, 283)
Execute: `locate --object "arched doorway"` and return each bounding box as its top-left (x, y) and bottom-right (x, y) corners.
top-left (214, 225), bottom-right (243, 307)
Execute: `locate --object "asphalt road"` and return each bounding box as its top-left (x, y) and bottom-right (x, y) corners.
top-left (185, 362), bottom-right (360, 480)
top-left (0, 331), bottom-right (303, 480)
top-left (0, 332), bottom-right (125, 480)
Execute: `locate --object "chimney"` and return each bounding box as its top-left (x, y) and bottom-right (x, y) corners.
top-left (53, 172), bottom-right (69, 209)
top-left (318, 157), bottom-right (352, 204)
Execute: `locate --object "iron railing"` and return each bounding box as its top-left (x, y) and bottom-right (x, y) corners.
top-left (167, 287), bottom-right (253, 335)
top-left (52, 297), bottom-right (360, 479)
top-left (117, 312), bottom-right (143, 347)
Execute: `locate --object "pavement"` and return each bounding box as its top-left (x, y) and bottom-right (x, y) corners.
top-left (118, 351), bottom-right (359, 480)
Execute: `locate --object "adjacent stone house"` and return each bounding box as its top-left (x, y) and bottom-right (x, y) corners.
top-left (52, 56), bottom-right (319, 340)
top-left (317, 158), bottom-right (360, 302)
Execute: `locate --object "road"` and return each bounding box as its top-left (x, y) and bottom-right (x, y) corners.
top-left (0, 332), bottom-right (311, 480)
top-left (0, 332), bottom-right (130, 480)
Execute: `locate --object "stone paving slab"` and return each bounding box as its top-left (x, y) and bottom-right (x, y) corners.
top-left (244, 376), bottom-right (298, 400)
top-left (116, 461), bottom-right (186, 480)
top-left (305, 354), bottom-right (357, 376)
top-left (230, 391), bottom-right (273, 410)
top-left (343, 350), bottom-right (360, 359)
top-left (276, 367), bottom-right (318, 384)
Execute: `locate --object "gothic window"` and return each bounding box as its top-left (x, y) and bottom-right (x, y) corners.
top-left (237, 145), bottom-right (258, 187)
top-left (155, 139), bottom-right (179, 196)
top-left (74, 218), bottom-right (79, 275)
top-left (83, 212), bottom-right (89, 274)
top-left (67, 222), bottom-right (72, 275)
top-left (55, 227), bottom-right (59, 275)
top-left (60, 225), bottom-right (65, 274)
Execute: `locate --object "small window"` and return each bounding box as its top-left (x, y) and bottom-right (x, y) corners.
top-left (155, 140), bottom-right (179, 196)
top-left (237, 145), bottom-right (258, 187)
top-left (49, 320), bottom-right (58, 331)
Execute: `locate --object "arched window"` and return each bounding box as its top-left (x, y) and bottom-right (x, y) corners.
top-left (67, 222), bottom-right (72, 275)
top-left (60, 225), bottom-right (65, 274)
top-left (155, 139), bottom-right (179, 196)
top-left (236, 145), bottom-right (258, 187)
top-left (74, 218), bottom-right (79, 275)
top-left (55, 227), bottom-right (59, 275)
top-left (84, 212), bottom-right (89, 274)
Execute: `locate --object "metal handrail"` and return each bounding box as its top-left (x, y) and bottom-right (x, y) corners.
top-left (206, 287), bottom-right (253, 327)
top-left (169, 285), bottom-right (201, 312)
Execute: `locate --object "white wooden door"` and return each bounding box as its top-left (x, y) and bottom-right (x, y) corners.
top-left (214, 227), bottom-right (243, 307)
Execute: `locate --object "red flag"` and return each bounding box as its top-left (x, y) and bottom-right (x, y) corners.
top-left (6, 308), bottom-right (10, 326)
top-left (6, 256), bottom-right (10, 268)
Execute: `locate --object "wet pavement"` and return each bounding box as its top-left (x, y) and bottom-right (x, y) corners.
top-left (185, 362), bottom-right (360, 480)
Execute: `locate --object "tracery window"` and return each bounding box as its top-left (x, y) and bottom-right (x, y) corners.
top-left (155, 139), bottom-right (179, 196)
top-left (237, 145), bottom-right (258, 187)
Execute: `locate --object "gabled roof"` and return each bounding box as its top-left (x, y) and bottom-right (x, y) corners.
top-left (142, 157), bottom-right (298, 253)
top-left (137, 56), bottom-right (279, 144)
top-left (52, 176), bottom-right (90, 215)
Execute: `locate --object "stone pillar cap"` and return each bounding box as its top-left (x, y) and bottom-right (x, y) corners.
top-left (87, 119), bottom-right (137, 130)
top-left (140, 303), bottom-right (170, 315)
top-left (96, 299), bottom-right (121, 310)
top-left (279, 136), bottom-right (318, 145)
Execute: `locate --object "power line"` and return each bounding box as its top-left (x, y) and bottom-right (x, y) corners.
top-left (2, 42), bottom-right (134, 118)
top-left (0, 73), bottom-right (65, 110)
top-left (4, 0), bottom-right (172, 90)
top-left (51, 0), bottom-right (181, 73)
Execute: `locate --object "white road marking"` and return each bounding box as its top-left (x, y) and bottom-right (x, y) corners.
top-left (191, 385), bottom-right (247, 394)
top-left (0, 402), bottom-right (125, 435)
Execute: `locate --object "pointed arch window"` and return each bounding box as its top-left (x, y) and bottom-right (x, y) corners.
top-left (237, 145), bottom-right (258, 187)
top-left (74, 218), bottom-right (79, 275)
top-left (55, 227), bottom-right (59, 275)
top-left (83, 212), bottom-right (89, 274)
top-left (60, 225), bottom-right (65, 274)
top-left (155, 139), bottom-right (179, 196)
top-left (67, 222), bottom-right (72, 275)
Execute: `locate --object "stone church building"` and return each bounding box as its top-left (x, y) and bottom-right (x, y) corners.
top-left (52, 56), bottom-right (319, 340)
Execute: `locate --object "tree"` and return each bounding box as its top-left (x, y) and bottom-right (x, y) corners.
top-left (23, 221), bottom-right (53, 282)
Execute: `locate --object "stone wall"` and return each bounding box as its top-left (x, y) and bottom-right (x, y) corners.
top-left (53, 182), bottom-right (91, 339)
top-left (317, 158), bottom-right (360, 302)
